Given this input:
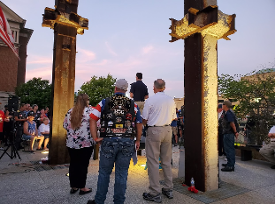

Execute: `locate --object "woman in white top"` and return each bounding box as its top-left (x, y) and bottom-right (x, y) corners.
top-left (63, 94), bottom-right (94, 195)
top-left (38, 117), bottom-right (50, 150)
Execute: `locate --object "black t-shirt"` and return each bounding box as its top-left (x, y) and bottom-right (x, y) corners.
top-left (130, 81), bottom-right (148, 101)
top-left (14, 111), bottom-right (27, 127)
top-left (246, 117), bottom-right (255, 130)
top-left (33, 111), bottom-right (41, 125)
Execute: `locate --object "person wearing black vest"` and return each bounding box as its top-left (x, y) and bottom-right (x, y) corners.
top-left (88, 79), bottom-right (142, 204)
top-left (221, 101), bottom-right (239, 172)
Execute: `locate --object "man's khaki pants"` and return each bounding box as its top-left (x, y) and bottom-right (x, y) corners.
top-left (259, 142), bottom-right (275, 164)
top-left (145, 126), bottom-right (173, 195)
top-left (135, 101), bottom-right (144, 115)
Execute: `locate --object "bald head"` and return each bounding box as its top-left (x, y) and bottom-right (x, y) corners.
top-left (154, 79), bottom-right (165, 93)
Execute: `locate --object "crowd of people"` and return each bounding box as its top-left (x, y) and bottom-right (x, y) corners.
top-left (0, 103), bottom-right (50, 152)
top-left (1, 73), bottom-right (274, 204)
top-left (63, 75), bottom-right (179, 204)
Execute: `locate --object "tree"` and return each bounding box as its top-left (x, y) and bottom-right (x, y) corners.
top-left (78, 74), bottom-right (116, 106)
top-left (218, 70), bottom-right (275, 145)
top-left (15, 77), bottom-right (52, 109)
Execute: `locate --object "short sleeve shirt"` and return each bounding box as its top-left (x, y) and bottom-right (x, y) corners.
top-left (63, 106), bottom-right (94, 149)
top-left (225, 111), bottom-right (235, 122)
top-left (14, 111), bottom-right (27, 127)
top-left (170, 113), bottom-right (178, 127)
top-left (142, 92), bottom-right (177, 126)
top-left (38, 123), bottom-right (50, 135)
top-left (269, 126), bottom-right (275, 141)
top-left (222, 110), bottom-right (235, 134)
top-left (269, 126), bottom-right (275, 134)
top-left (0, 110), bottom-right (4, 132)
top-left (130, 81), bottom-right (148, 101)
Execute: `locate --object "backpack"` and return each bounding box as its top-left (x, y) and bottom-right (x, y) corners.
top-left (230, 110), bottom-right (240, 133)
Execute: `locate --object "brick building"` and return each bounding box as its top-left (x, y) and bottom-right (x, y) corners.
top-left (0, 1), bottom-right (33, 109)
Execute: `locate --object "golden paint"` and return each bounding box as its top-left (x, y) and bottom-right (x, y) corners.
top-left (173, 14), bottom-right (197, 39)
top-left (202, 34), bottom-right (218, 191)
top-left (170, 10), bottom-right (236, 41)
top-left (59, 14), bottom-right (88, 35)
top-left (171, 7), bottom-right (236, 191)
top-left (42, 8), bottom-right (88, 35)
top-left (201, 10), bottom-right (236, 40)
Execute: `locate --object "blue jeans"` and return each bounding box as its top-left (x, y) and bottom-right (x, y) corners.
top-left (223, 134), bottom-right (235, 167)
top-left (95, 138), bottom-right (135, 204)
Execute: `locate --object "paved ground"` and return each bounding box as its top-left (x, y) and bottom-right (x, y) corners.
top-left (0, 146), bottom-right (274, 204)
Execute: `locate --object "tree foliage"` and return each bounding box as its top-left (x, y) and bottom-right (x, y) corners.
top-left (15, 77), bottom-right (52, 109)
top-left (78, 74), bottom-right (116, 106)
top-left (218, 70), bottom-right (275, 144)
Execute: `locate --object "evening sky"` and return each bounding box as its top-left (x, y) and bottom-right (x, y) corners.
top-left (2, 0), bottom-right (275, 98)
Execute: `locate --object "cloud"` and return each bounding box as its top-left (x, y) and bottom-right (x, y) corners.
top-left (26, 66), bottom-right (52, 81)
top-left (142, 45), bottom-right (154, 54)
top-left (27, 55), bottom-right (52, 65)
top-left (105, 42), bottom-right (118, 56)
top-left (26, 42), bottom-right (185, 97)
top-left (76, 47), bottom-right (96, 63)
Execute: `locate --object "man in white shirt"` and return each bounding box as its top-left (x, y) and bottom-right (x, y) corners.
top-left (259, 126), bottom-right (275, 169)
top-left (142, 79), bottom-right (177, 203)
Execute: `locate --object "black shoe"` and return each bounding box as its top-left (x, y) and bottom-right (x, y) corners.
top-left (221, 166), bottom-right (234, 172)
top-left (79, 188), bottom-right (92, 195)
top-left (162, 188), bottom-right (173, 199)
top-left (271, 165), bottom-right (275, 169)
top-left (222, 163), bottom-right (227, 167)
top-left (87, 200), bottom-right (96, 204)
top-left (143, 192), bottom-right (162, 203)
top-left (70, 188), bottom-right (79, 194)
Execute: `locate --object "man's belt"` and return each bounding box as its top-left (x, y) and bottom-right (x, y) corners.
top-left (148, 125), bottom-right (170, 127)
top-left (104, 136), bottom-right (135, 140)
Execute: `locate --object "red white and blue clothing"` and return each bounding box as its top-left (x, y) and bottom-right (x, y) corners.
top-left (90, 93), bottom-right (142, 204)
top-left (90, 93), bottom-right (142, 124)
top-left (63, 106), bottom-right (95, 149)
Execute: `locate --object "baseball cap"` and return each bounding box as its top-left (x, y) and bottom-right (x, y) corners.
top-left (115, 79), bottom-right (128, 91)
top-left (223, 101), bottom-right (232, 108)
top-left (28, 111), bottom-right (35, 116)
top-left (218, 104), bottom-right (222, 109)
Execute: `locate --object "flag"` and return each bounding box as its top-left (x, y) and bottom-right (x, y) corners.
top-left (0, 6), bottom-right (19, 59)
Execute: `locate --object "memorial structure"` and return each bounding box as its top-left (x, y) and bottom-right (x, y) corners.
top-left (169, 0), bottom-right (236, 191)
top-left (42, 0), bottom-right (88, 164)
